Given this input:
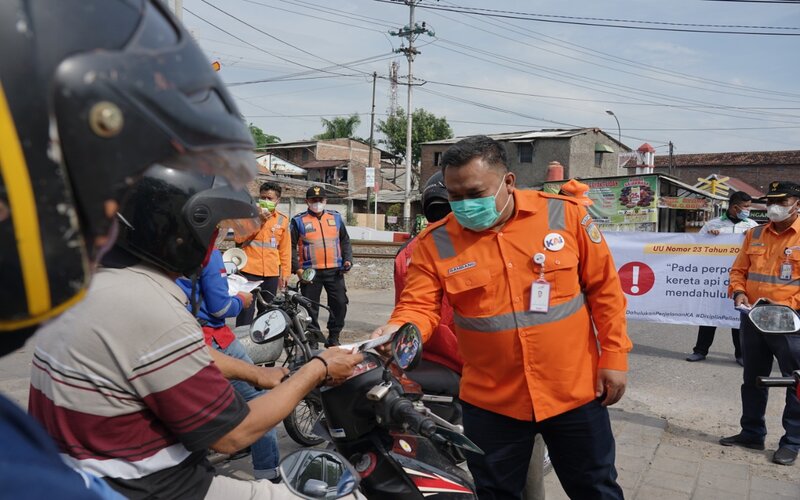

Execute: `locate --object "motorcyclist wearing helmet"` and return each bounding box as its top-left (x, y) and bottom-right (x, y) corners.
top-left (29, 166), bottom-right (363, 499)
top-left (1, 1), bottom-right (260, 498)
top-left (394, 172), bottom-right (463, 374)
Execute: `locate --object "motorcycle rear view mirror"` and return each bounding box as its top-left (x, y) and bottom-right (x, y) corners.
top-left (748, 303), bottom-right (800, 334)
top-left (250, 309), bottom-right (289, 344)
top-left (391, 323), bottom-right (423, 371)
top-left (279, 449), bottom-right (360, 499)
top-left (300, 268), bottom-right (317, 283)
top-left (749, 301), bottom-right (800, 334)
top-left (222, 248), bottom-right (247, 274)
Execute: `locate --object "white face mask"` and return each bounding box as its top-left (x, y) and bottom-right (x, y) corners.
top-left (767, 202), bottom-right (797, 222)
top-left (309, 201), bottom-right (326, 214)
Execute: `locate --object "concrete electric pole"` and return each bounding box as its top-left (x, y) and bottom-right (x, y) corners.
top-left (390, 1), bottom-right (433, 232)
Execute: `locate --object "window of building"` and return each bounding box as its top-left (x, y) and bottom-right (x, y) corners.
top-left (594, 143), bottom-right (614, 168)
top-left (302, 149), bottom-right (309, 162)
top-left (433, 151), bottom-right (442, 166)
top-left (518, 143), bottom-right (533, 163)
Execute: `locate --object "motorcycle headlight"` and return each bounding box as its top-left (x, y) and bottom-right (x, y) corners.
top-left (297, 305), bottom-right (311, 328)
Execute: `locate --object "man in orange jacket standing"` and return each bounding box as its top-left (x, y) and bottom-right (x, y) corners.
top-left (372, 136), bottom-right (631, 499)
top-left (721, 181), bottom-right (800, 466)
top-left (235, 181), bottom-right (291, 325)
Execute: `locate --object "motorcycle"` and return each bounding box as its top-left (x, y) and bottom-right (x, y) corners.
top-left (749, 300), bottom-right (800, 399)
top-left (221, 249), bottom-right (328, 446)
top-left (244, 268), bottom-right (333, 446)
top-left (258, 323), bottom-right (482, 499)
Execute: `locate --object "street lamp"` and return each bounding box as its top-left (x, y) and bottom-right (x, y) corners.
top-left (605, 110), bottom-right (621, 145)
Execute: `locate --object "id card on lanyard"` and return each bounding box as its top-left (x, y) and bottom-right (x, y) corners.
top-left (530, 253), bottom-right (550, 313)
top-left (781, 248), bottom-right (794, 281)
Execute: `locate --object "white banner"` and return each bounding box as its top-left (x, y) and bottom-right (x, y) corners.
top-left (605, 232), bottom-right (744, 327)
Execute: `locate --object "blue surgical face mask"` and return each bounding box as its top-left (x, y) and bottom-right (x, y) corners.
top-left (449, 177), bottom-right (510, 231)
top-left (738, 209), bottom-right (750, 219)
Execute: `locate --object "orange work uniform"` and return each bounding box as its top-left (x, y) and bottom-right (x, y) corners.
top-left (390, 190), bottom-right (631, 422)
top-left (236, 209), bottom-right (291, 279)
top-left (729, 217), bottom-right (800, 308)
top-left (293, 210), bottom-right (346, 270)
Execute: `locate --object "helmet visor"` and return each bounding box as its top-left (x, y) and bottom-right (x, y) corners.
top-left (218, 216), bottom-right (260, 242)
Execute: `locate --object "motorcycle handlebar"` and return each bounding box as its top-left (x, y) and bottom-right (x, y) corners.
top-left (390, 398), bottom-right (437, 438)
top-left (757, 376), bottom-right (796, 388)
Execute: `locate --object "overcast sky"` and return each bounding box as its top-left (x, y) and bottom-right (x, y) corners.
top-left (182, 0), bottom-right (800, 156)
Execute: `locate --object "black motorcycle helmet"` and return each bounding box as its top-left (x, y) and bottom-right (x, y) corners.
top-left (422, 171), bottom-right (451, 223)
top-left (115, 165), bottom-right (260, 277)
top-left (0, 0), bottom-right (257, 334)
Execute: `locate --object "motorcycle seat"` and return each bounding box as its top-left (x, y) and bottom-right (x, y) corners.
top-left (406, 359), bottom-right (460, 396)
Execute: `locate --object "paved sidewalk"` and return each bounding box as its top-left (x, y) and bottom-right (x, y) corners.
top-left (543, 408), bottom-right (800, 500)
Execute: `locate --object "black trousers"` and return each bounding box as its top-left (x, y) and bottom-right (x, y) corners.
top-left (300, 269), bottom-right (348, 341)
top-left (463, 400), bottom-right (623, 500)
top-left (692, 325), bottom-right (742, 358)
top-left (739, 313), bottom-right (800, 452)
top-left (235, 273), bottom-right (279, 327)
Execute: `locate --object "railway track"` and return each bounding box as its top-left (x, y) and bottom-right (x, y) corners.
top-left (351, 240), bottom-right (403, 260)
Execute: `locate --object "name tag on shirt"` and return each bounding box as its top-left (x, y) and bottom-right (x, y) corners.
top-left (530, 281), bottom-right (550, 313)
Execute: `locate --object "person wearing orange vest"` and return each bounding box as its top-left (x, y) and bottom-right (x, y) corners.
top-left (235, 182), bottom-right (291, 326)
top-left (721, 181), bottom-right (800, 466)
top-left (291, 186), bottom-right (353, 347)
top-left (372, 136), bottom-right (630, 499)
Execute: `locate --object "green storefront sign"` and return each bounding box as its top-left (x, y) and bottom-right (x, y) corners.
top-left (543, 175), bottom-right (659, 225)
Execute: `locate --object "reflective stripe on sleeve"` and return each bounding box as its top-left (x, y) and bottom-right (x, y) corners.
top-left (547, 198), bottom-right (566, 231)
top-left (432, 225), bottom-right (456, 259)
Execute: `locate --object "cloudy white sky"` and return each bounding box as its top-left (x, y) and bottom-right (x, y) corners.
top-left (181, 0), bottom-right (800, 155)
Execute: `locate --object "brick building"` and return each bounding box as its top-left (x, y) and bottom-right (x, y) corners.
top-left (419, 128), bottom-right (628, 189)
top-left (261, 138), bottom-right (396, 195)
top-left (653, 150), bottom-right (800, 194)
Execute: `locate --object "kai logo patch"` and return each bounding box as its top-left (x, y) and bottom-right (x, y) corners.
top-left (586, 222), bottom-right (602, 244)
top-left (580, 214), bottom-right (592, 226)
top-left (448, 261), bottom-right (476, 275)
top-left (304, 222), bottom-right (315, 232)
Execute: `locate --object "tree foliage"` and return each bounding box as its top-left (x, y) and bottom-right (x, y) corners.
top-left (313, 114), bottom-right (362, 140)
top-left (377, 108), bottom-right (453, 165)
top-left (249, 123), bottom-right (280, 149)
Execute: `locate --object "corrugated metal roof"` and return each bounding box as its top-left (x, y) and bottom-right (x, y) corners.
top-left (301, 160), bottom-right (349, 170)
top-left (422, 128), bottom-right (591, 146)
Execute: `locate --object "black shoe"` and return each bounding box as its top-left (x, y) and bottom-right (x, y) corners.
top-left (719, 434), bottom-right (765, 450)
top-left (686, 353), bottom-right (706, 362)
top-left (324, 338), bottom-right (340, 348)
top-left (773, 447), bottom-right (798, 466)
top-left (735, 357), bottom-right (744, 367)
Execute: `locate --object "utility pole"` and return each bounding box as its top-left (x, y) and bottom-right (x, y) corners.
top-left (390, 1), bottom-right (433, 232)
top-left (367, 72), bottom-right (378, 230)
top-left (668, 141), bottom-right (674, 177)
top-left (167, 0), bottom-right (183, 20)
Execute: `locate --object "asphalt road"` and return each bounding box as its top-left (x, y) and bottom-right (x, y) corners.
top-left (2, 287), bottom-right (795, 484)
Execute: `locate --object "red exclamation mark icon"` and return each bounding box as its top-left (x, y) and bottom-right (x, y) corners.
top-left (631, 265), bottom-right (640, 294)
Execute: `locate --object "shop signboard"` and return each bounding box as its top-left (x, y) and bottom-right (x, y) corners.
top-left (544, 175), bottom-right (659, 225)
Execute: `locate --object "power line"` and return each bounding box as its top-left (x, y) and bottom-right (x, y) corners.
top-left (375, 0), bottom-right (800, 35)
top-left (184, 8), bottom-right (357, 78)
top-left (428, 7), bottom-right (800, 104)
top-left (199, 0), bottom-right (373, 76)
